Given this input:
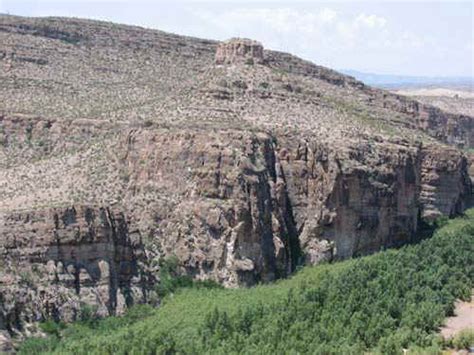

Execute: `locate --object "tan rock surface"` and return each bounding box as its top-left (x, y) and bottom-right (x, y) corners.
top-left (215, 38), bottom-right (265, 65)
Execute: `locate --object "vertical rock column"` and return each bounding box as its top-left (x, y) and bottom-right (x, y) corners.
top-left (215, 38), bottom-right (265, 65)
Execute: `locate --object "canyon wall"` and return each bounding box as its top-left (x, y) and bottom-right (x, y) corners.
top-left (122, 128), bottom-right (472, 275)
top-left (0, 127), bottom-right (471, 347)
top-left (0, 206), bottom-right (152, 348)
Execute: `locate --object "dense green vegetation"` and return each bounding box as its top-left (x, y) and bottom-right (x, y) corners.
top-left (155, 255), bottom-right (223, 298)
top-left (20, 210), bottom-right (474, 354)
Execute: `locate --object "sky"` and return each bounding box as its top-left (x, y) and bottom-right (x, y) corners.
top-left (1, 0), bottom-right (472, 77)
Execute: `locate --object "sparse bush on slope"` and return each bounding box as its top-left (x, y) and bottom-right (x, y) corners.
top-left (19, 210), bottom-right (474, 354)
top-left (156, 255), bottom-right (223, 298)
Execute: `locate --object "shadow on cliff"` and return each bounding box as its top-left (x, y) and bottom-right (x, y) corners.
top-left (44, 206), bottom-right (152, 321)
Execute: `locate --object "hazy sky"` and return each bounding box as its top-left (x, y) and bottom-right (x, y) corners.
top-left (1, 0), bottom-right (472, 77)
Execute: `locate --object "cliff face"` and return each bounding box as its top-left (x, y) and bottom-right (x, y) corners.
top-left (112, 128), bottom-right (471, 285)
top-left (364, 91), bottom-right (474, 149)
top-left (121, 129), bottom-right (299, 286)
top-left (0, 206), bottom-right (151, 347)
top-left (0, 17), bottom-right (473, 347)
top-left (416, 105), bottom-right (474, 149)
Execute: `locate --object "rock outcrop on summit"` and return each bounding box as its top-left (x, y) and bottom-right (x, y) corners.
top-left (215, 38), bottom-right (265, 65)
top-left (0, 15), bottom-right (472, 345)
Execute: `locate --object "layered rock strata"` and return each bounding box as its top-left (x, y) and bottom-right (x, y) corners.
top-left (0, 206), bottom-right (152, 345)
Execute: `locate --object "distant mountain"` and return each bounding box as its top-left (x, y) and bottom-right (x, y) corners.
top-left (340, 69), bottom-right (474, 90)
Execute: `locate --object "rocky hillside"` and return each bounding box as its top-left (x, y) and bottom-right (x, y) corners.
top-left (0, 15), bottom-right (472, 349)
top-left (394, 87), bottom-right (474, 118)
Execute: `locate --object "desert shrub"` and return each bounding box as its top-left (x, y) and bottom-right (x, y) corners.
top-left (232, 79), bottom-right (247, 89)
top-left (142, 119), bottom-right (153, 127)
top-left (156, 256), bottom-right (222, 298)
top-left (79, 303), bottom-right (99, 323)
top-left (39, 320), bottom-right (66, 336)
